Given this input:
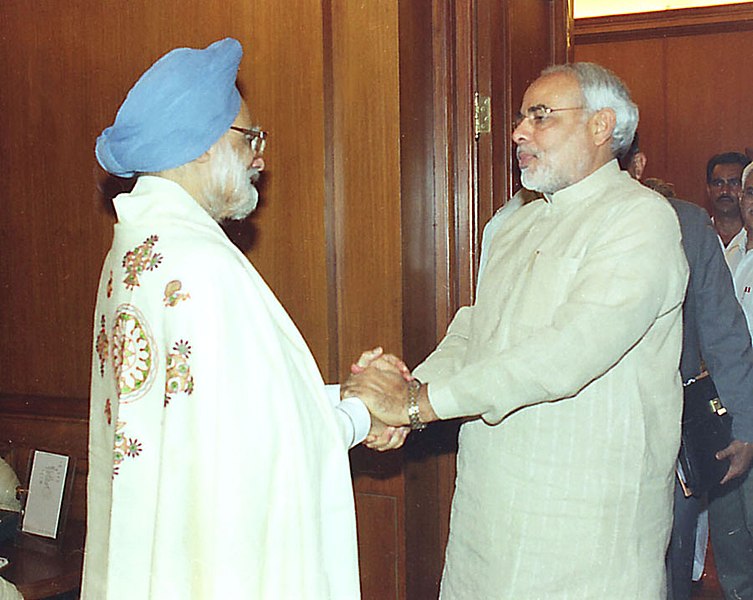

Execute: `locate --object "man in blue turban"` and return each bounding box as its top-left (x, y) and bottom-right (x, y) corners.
top-left (83, 38), bottom-right (404, 600)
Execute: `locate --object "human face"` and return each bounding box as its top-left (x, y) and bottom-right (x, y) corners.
top-left (202, 101), bottom-right (266, 221)
top-left (512, 73), bottom-right (594, 194)
top-left (739, 172), bottom-right (753, 233)
top-left (707, 162), bottom-right (743, 219)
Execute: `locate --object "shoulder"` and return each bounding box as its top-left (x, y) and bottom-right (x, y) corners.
top-left (667, 197), bottom-right (711, 227)
top-left (604, 175), bottom-right (680, 231)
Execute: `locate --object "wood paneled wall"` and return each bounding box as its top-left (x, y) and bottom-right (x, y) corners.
top-left (574, 4), bottom-right (753, 209)
top-left (0, 1), bottom-right (340, 397)
top-left (0, 1), bottom-right (567, 597)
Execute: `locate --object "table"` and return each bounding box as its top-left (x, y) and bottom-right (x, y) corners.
top-left (0, 521), bottom-right (84, 599)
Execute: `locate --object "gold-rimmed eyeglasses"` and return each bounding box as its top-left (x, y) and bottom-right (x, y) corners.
top-left (230, 126), bottom-right (267, 156)
top-left (513, 105), bottom-right (585, 131)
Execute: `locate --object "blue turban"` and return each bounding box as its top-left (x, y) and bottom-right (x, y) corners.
top-left (95, 38), bottom-right (242, 177)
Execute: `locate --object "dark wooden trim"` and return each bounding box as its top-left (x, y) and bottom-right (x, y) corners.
top-left (553, 0), bottom-right (574, 63)
top-left (0, 394), bottom-right (88, 420)
top-left (321, 0), bottom-right (339, 383)
top-left (453, 0), bottom-right (477, 312)
top-left (575, 3), bottom-right (753, 44)
top-left (431, 0), bottom-right (454, 342)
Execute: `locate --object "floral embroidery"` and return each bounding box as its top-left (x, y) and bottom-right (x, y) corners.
top-left (122, 235), bottom-right (162, 290)
top-left (165, 340), bottom-right (194, 406)
top-left (163, 280), bottom-right (190, 307)
top-left (106, 270), bottom-right (113, 298)
top-left (104, 398), bottom-right (112, 426)
top-left (95, 315), bottom-right (109, 376)
top-left (110, 304), bottom-right (157, 403)
top-left (113, 420), bottom-right (141, 476)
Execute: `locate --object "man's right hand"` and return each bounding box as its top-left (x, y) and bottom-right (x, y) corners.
top-left (348, 347), bottom-right (412, 450)
top-left (717, 439), bottom-right (753, 484)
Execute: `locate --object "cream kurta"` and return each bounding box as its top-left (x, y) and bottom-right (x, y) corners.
top-left (416, 161), bottom-right (688, 599)
top-left (83, 177), bottom-right (360, 599)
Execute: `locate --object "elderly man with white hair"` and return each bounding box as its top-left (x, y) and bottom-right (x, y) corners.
top-left (83, 38), bottom-right (405, 600)
top-left (345, 62), bottom-right (689, 598)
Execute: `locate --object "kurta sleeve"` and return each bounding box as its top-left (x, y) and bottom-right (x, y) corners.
top-left (427, 196), bottom-right (688, 423)
top-left (325, 385), bottom-right (371, 448)
top-left (413, 306), bottom-right (472, 383)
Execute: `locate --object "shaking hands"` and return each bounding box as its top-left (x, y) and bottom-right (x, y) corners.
top-left (344, 347), bottom-right (436, 451)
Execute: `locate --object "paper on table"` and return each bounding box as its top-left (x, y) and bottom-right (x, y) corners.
top-left (21, 451), bottom-right (69, 538)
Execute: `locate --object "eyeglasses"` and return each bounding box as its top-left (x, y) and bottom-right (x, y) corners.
top-left (709, 177), bottom-right (741, 190)
top-left (513, 105), bottom-right (585, 131)
top-left (230, 126), bottom-right (267, 156)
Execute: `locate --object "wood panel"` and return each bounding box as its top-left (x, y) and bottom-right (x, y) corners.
top-left (354, 492), bottom-right (400, 599)
top-left (327, 4), bottom-right (407, 597)
top-left (0, 0), bottom-right (332, 396)
top-left (575, 3), bottom-right (753, 42)
top-left (574, 8), bottom-right (753, 208)
top-left (329, 0), bottom-right (404, 378)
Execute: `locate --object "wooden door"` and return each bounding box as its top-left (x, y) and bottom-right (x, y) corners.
top-left (392, 2), bottom-right (571, 598)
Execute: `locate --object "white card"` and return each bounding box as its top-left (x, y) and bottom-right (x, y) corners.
top-left (21, 451), bottom-right (69, 538)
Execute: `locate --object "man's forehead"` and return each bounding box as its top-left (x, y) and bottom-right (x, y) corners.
top-left (520, 73), bottom-right (580, 110)
top-left (713, 162), bottom-right (744, 176)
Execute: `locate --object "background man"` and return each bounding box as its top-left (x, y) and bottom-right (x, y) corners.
top-left (707, 152), bottom-right (750, 270)
top-left (715, 160), bottom-right (753, 600)
top-left (85, 38), bottom-right (401, 599)
top-left (347, 63), bottom-right (688, 598)
top-left (621, 137), bottom-right (753, 600)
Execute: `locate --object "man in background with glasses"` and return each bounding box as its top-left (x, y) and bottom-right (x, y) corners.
top-left (707, 152), bottom-right (751, 270)
top-left (84, 38), bottom-right (398, 600)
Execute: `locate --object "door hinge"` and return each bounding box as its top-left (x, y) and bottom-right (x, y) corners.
top-left (474, 92), bottom-right (491, 139)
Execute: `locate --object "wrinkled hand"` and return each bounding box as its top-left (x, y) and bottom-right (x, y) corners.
top-left (351, 347), bottom-right (412, 380)
top-left (344, 362), bottom-right (411, 428)
top-left (717, 439), bottom-right (753, 484)
top-left (349, 347), bottom-right (411, 450)
top-left (364, 416), bottom-right (410, 451)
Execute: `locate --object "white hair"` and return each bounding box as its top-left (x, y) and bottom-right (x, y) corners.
top-left (742, 162), bottom-right (753, 189)
top-left (542, 62), bottom-right (639, 157)
top-left (200, 137), bottom-right (261, 221)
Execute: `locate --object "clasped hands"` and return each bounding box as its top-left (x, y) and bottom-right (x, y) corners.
top-left (342, 347), bottom-right (417, 452)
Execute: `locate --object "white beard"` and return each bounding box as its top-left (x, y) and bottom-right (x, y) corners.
top-left (202, 141), bottom-right (261, 221)
top-left (518, 149), bottom-right (588, 195)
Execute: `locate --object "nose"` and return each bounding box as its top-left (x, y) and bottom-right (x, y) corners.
top-left (251, 157), bottom-right (265, 172)
top-left (512, 119), bottom-right (531, 145)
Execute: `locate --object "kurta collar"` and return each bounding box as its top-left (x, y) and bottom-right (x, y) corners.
top-left (543, 159), bottom-right (621, 204)
top-left (113, 175), bottom-right (224, 235)
top-left (731, 226), bottom-right (749, 255)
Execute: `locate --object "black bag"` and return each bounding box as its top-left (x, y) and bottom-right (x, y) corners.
top-left (677, 375), bottom-right (732, 497)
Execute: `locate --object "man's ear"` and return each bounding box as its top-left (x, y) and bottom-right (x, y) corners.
top-left (633, 151), bottom-right (647, 180)
top-left (590, 108), bottom-right (616, 148)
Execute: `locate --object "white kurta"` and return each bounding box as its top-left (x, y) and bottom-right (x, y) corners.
top-left (83, 176), bottom-right (360, 599)
top-left (416, 161), bottom-right (689, 599)
top-left (732, 230), bottom-right (753, 339)
top-left (723, 226), bottom-right (746, 273)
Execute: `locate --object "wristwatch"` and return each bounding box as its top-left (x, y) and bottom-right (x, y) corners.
top-left (407, 379), bottom-right (427, 431)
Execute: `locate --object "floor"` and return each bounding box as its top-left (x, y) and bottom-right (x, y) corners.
top-left (691, 545), bottom-right (724, 600)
